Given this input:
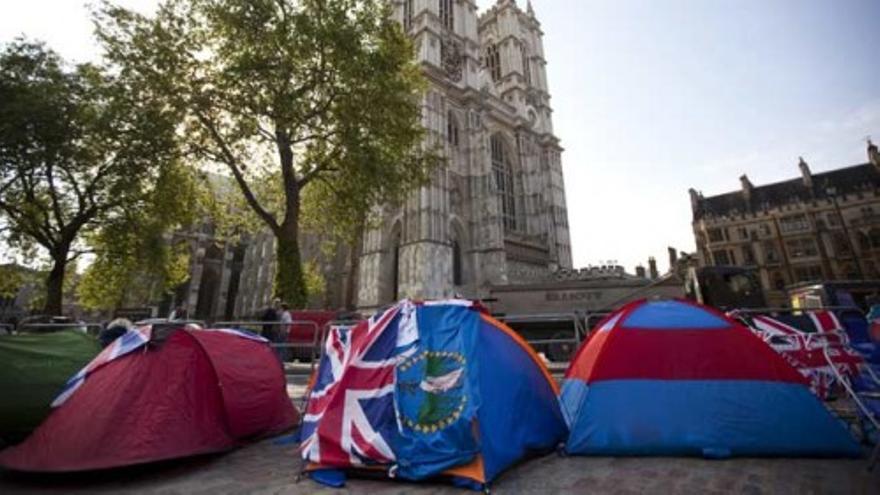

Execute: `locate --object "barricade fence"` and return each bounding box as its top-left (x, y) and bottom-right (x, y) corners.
top-left (16, 322), bottom-right (104, 336)
top-left (726, 305), bottom-right (865, 317)
top-left (2, 310), bottom-right (625, 369)
top-left (495, 312), bottom-right (586, 364)
top-left (214, 320), bottom-right (323, 372)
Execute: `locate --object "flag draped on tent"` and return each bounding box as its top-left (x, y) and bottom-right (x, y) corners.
top-left (301, 300), bottom-right (566, 489)
top-left (741, 311), bottom-right (863, 399)
top-left (301, 303), bottom-right (410, 466)
top-left (51, 325), bottom-right (152, 407)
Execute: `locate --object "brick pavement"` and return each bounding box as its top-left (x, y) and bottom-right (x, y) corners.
top-left (2, 436), bottom-right (878, 495)
top-left (3, 369), bottom-right (878, 494)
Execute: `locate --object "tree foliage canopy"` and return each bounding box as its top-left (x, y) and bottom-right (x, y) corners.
top-left (96, 0), bottom-right (439, 306)
top-left (76, 162), bottom-right (203, 311)
top-left (0, 39), bottom-right (185, 314)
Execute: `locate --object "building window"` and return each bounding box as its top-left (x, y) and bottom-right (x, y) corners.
top-left (871, 228), bottom-right (880, 249)
top-left (491, 134), bottom-right (517, 232)
top-left (712, 250), bottom-right (731, 265)
top-left (520, 43), bottom-right (531, 85)
top-left (859, 231), bottom-right (872, 251)
top-left (826, 212), bottom-right (841, 227)
top-left (439, 0), bottom-right (453, 31)
top-left (447, 110), bottom-right (459, 147)
top-left (779, 214), bottom-right (810, 233)
top-left (786, 238), bottom-right (818, 259)
top-left (772, 271), bottom-right (787, 290)
top-left (763, 241), bottom-right (780, 263)
top-left (831, 232), bottom-right (852, 256)
top-left (741, 244), bottom-right (756, 265)
top-left (486, 44), bottom-right (501, 82)
top-left (404, 0), bottom-right (413, 31)
top-left (841, 263), bottom-right (859, 279)
top-left (707, 228), bottom-right (726, 243)
top-left (793, 265), bottom-right (823, 283)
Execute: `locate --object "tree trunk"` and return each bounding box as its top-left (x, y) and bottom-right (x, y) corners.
top-left (275, 221), bottom-right (308, 308)
top-left (44, 256), bottom-right (67, 316)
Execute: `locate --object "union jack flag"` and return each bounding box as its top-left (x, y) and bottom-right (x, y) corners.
top-left (51, 325), bottom-right (153, 407)
top-left (301, 301), bottom-right (419, 467)
top-left (206, 327), bottom-right (269, 343)
top-left (745, 312), bottom-right (862, 399)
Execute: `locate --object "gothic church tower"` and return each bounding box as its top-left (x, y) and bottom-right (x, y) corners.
top-left (357, 0), bottom-right (571, 310)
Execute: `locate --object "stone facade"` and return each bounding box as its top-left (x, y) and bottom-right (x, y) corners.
top-left (690, 141), bottom-right (880, 306)
top-left (357, 0), bottom-right (572, 310)
top-left (234, 231), bottom-right (276, 318)
top-left (487, 265), bottom-right (684, 315)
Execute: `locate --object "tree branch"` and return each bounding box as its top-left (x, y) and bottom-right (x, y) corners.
top-left (194, 110), bottom-right (280, 232)
top-left (45, 162), bottom-right (68, 233)
top-left (298, 149), bottom-right (341, 188)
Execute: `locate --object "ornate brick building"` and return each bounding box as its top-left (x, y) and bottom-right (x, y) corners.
top-left (356, 0), bottom-right (572, 310)
top-left (690, 141), bottom-right (880, 306)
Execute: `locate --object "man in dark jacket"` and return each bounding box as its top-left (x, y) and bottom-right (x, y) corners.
top-left (261, 298), bottom-right (281, 340)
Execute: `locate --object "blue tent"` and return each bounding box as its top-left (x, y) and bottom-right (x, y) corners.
top-left (562, 299), bottom-right (861, 458)
top-left (301, 300), bottom-right (567, 489)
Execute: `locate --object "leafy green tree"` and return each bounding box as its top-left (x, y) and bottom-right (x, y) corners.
top-left (96, 0), bottom-right (438, 307)
top-left (0, 40), bottom-right (181, 315)
top-left (76, 163), bottom-right (202, 311)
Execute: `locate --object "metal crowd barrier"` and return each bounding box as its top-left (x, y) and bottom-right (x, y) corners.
top-left (495, 312), bottom-right (586, 363)
top-left (316, 319), bottom-right (362, 353)
top-left (583, 310), bottom-right (614, 333)
top-left (726, 305), bottom-right (865, 317)
top-left (214, 320), bottom-right (322, 369)
top-left (17, 322), bottom-right (105, 335)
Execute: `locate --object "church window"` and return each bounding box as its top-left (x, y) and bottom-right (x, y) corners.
top-left (447, 110), bottom-right (459, 147)
top-left (520, 43), bottom-right (531, 85)
top-left (439, 0), bottom-right (454, 31)
top-left (486, 44), bottom-right (501, 82)
top-left (404, 0), bottom-right (413, 31)
top-left (452, 240), bottom-right (462, 285)
top-left (491, 134), bottom-right (517, 231)
top-left (391, 232), bottom-right (401, 300)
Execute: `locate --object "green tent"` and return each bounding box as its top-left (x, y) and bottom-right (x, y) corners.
top-left (0, 331), bottom-right (101, 444)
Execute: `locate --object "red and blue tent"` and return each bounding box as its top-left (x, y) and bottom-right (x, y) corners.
top-left (562, 299), bottom-right (861, 458)
top-left (301, 300), bottom-right (566, 490)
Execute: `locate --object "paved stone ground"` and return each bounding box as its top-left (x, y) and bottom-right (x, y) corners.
top-left (2, 366), bottom-right (878, 494)
top-left (1, 437), bottom-right (878, 494)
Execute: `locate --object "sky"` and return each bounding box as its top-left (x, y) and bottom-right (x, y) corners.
top-left (2, 0), bottom-right (879, 274)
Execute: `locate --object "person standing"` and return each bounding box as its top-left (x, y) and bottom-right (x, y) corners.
top-left (260, 298), bottom-right (286, 361)
top-left (261, 298), bottom-right (281, 338)
top-left (278, 303), bottom-right (292, 361)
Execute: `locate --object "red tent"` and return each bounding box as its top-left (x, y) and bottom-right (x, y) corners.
top-left (0, 328), bottom-right (298, 472)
